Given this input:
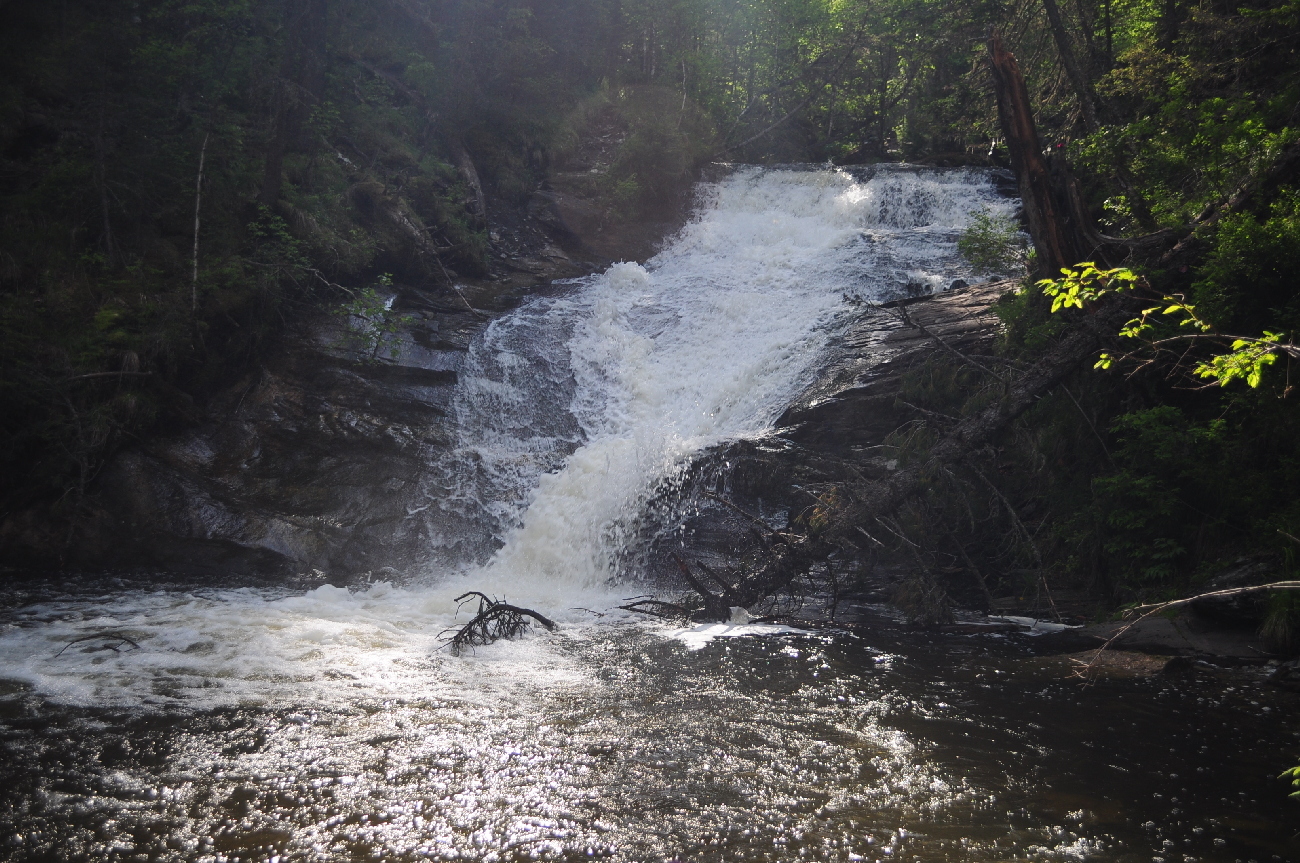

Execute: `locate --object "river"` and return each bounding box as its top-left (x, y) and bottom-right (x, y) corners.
top-left (1, 166), bottom-right (1296, 861)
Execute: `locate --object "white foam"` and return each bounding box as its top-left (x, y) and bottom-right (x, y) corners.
top-left (437, 166), bottom-right (1014, 598)
top-left (668, 622), bottom-right (811, 651)
top-left (0, 166), bottom-right (1012, 708)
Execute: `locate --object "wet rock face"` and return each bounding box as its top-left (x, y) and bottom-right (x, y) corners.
top-left (1, 165), bottom-right (683, 579)
top-left (0, 264), bottom-right (1012, 582)
top-left (776, 281), bottom-right (1010, 458)
top-left (36, 286), bottom-right (487, 578)
top-left (643, 281), bottom-right (1017, 600)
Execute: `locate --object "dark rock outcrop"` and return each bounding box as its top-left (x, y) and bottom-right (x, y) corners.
top-left (644, 280), bottom-right (1017, 598)
top-left (1, 285), bottom-right (485, 577)
top-left (1190, 555), bottom-right (1283, 624)
top-left (1, 160), bottom-right (684, 578)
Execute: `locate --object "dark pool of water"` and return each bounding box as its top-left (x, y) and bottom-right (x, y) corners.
top-left (2, 603), bottom-right (1298, 863)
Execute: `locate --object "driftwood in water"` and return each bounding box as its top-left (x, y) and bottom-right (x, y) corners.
top-left (618, 598), bottom-right (692, 619)
top-left (441, 591), bottom-right (557, 655)
top-left (55, 632), bottom-right (141, 657)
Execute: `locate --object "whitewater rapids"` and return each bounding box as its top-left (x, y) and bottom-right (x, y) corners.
top-left (0, 165), bottom-right (1014, 709)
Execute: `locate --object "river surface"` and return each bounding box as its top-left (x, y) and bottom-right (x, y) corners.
top-left (1, 166), bottom-right (1297, 861)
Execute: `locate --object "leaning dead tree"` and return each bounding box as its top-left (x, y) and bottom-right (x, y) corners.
top-left (988, 31), bottom-right (1077, 273)
top-left (989, 32), bottom-right (1184, 269)
top-left (440, 592), bottom-right (557, 655)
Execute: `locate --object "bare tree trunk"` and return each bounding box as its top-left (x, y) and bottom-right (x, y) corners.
top-left (1157, 0), bottom-right (1184, 50)
top-left (94, 99), bottom-right (116, 265)
top-left (451, 139), bottom-right (487, 228)
top-left (260, 0), bottom-right (329, 208)
top-left (988, 32), bottom-right (1077, 274)
top-left (1102, 0), bottom-right (1114, 66)
top-left (191, 133), bottom-right (208, 313)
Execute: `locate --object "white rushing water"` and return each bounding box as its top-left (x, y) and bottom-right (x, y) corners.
top-left (0, 166), bottom-right (1015, 708)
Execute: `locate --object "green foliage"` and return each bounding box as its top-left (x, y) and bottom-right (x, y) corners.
top-left (957, 209), bottom-right (1026, 276)
top-left (0, 0), bottom-right (511, 503)
top-left (992, 280), bottom-right (1070, 357)
top-left (1281, 764), bottom-right (1300, 799)
top-left (1039, 263), bottom-right (1139, 313)
top-left (1041, 264), bottom-right (1296, 390)
top-left (1193, 195), bottom-right (1300, 333)
top-left (1262, 591), bottom-right (1300, 653)
top-left (1087, 407), bottom-right (1224, 589)
top-left (1192, 336), bottom-right (1281, 389)
top-left (332, 276), bottom-right (416, 364)
top-left (1071, 0), bottom-right (1300, 233)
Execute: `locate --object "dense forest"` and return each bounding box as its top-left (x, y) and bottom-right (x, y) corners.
top-left (3, 0), bottom-right (1300, 632)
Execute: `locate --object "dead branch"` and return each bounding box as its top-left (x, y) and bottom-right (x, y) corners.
top-left (672, 553), bottom-right (733, 621)
top-left (55, 632), bottom-right (141, 657)
top-left (702, 491), bottom-right (788, 543)
top-left (619, 599), bottom-right (691, 619)
top-left (440, 592), bottom-right (557, 656)
top-left (1075, 581), bottom-right (1300, 680)
top-left (968, 464), bottom-right (1060, 621)
top-left (942, 524), bottom-right (995, 607)
top-left (896, 399), bottom-right (960, 423)
top-left (892, 304), bottom-right (1002, 381)
top-left (714, 22), bottom-right (868, 157)
top-left (65, 371), bottom-right (154, 382)
top-left (1059, 384), bottom-right (1114, 466)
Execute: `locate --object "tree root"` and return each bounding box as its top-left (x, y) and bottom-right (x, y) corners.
top-left (440, 592), bottom-right (557, 656)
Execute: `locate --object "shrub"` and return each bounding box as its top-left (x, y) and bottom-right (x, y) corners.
top-left (958, 209), bottom-right (1026, 276)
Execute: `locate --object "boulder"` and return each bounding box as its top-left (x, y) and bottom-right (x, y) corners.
top-left (1190, 556), bottom-right (1282, 624)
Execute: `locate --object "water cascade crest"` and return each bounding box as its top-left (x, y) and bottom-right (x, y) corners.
top-left (0, 165), bottom-right (1014, 709)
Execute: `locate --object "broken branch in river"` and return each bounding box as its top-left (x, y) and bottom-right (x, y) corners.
top-left (440, 592), bottom-right (557, 655)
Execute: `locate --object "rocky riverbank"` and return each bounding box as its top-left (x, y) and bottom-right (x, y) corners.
top-left (0, 178), bottom-right (682, 578)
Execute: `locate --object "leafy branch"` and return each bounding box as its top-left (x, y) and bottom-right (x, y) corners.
top-left (332, 274), bottom-right (416, 363)
top-left (1039, 263), bottom-right (1300, 390)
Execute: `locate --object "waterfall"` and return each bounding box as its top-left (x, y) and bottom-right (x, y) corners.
top-left (434, 165), bottom-right (1014, 600)
top-left (0, 165), bottom-right (1014, 708)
